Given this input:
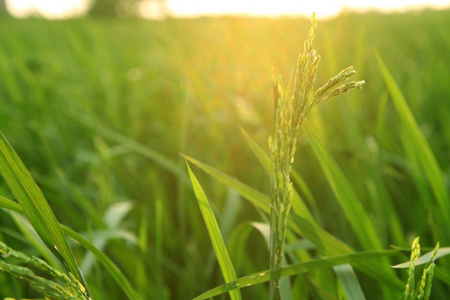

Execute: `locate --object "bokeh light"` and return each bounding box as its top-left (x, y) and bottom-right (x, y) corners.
top-left (5, 0), bottom-right (91, 18)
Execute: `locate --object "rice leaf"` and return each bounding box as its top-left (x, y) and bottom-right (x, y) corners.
top-left (62, 226), bottom-right (141, 300)
top-left (228, 222), bottom-right (265, 273)
top-left (303, 125), bottom-right (402, 294)
top-left (0, 194), bottom-right (23, 212)
top-left (182, 155), bottom-right (403, 289)
top-left (292, 214), bottom-right (403, 290)
top-left (194, 250), bottom-right (398, 300)
top-left (392, 247), bottom-right (450, 269)
top-left (0, 195), bottom-right (141, 300)
top-left (304, 123), bottom-right (382, 250)
top-left (203, 189), bottom-right (242, 279)
top-left (333, 264), bottom-right (366, 300)
top-left (0, 131), bottom-right (89, 296)
top-left (182, 154), bottom-right (270, 213)
top-left (239, 126), bottom-right (271, 173)
top-left (9, 212), bottom-right (62, 269)
top-left (182, 154), bottom-right (314, 224)
top-left (376, 54), bottom-right (450, 220)
top-left (186, 161), bottom-right (242, 300)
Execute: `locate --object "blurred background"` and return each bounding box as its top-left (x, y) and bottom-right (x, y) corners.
top-left (0, 0), bottom-right (449, 299)
top-left (2, 0), bottom-right (450, 19)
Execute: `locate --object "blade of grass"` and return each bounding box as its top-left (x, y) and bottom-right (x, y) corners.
top-left (304, 122), bottom-right (382, 250)
top-left (62, 226), bottom-right (141, 300)
top-left (9, 211), bottom-right (62, 269)
top-left (0, 131), bottom-right (89, 297)
top-left (182, 155), bottom-right (403, 289)
top-left (204, 189), bottom-right (241, 279)
top-left (182, 154), bottom-right (315, 224)
top-left (186, 161), bottom-right (242, 300)
top-left (182, 154), bottom-right (270, 213)
top-left (0, 195), bottom-right (24, 212)
top-left (303, 123), bottom-right (402, 296)
top-left (239, 126), bottom-right (271, 173)
top-left (376, 53), bottom-right (450, 221)
top-left (392, 247), bottom-right (450, 269)
top-left (227, 222), bottom-right (262, 276)
top-left (194, 250), bottom-right (399, 300)
top-left (333, 264), bottom-right (366, 300)
top-left (0, 195), bottom-right (141, 300)
top-left (292, 214), bottom-right (402, 290)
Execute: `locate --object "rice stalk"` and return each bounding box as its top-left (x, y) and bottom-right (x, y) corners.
top-left (268, 13), bottom-right (364, 299)
top-left (402, 237), bottom-right (439, 300)
top-left (0, 241), bottom-right (89, 300)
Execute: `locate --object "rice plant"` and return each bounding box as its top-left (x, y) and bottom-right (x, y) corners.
top-left (268, 13), bottom-right (364, 298)
top-left (0, 8), bottom-right (450, 300)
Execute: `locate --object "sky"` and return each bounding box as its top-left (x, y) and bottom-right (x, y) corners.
top-left (5, 0), bottom-right (450, 19)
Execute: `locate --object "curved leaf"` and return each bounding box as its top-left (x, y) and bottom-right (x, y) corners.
top-left (182, 155), bottom-right (403, 289)
top-left (194, 250), bottom-right (399, 300)
top-left (0, 195), bottom-right (141, 300)
top-left (0, 131), bottom-right (89, 296)
top-left (376, 54), bottom-right (450, 220)
top-left (392, 248), bottom-right (450, 269)
top-left (333, 264), bottom-right (366, 300)
top-left (304, 123), bottom-right (382, 250)
top-left (186, 162), bottom-right (241, 300)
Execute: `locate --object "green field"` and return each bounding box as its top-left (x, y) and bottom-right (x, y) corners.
top-left (0, 8), bottom-right (449, 299)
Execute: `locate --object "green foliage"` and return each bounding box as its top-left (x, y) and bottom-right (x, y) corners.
top-left (0, 8), bottom-right (449, 300)
top-left (194, 250), bottom-right (398, 300)
top-left (377, 53), bottom-right (450, 222)
top-left (0, 131), bottom-right (90, 297)
top-left (0, 195), bottom-right (140, 300)
top-left (186, 162), bottom-right (241, 300)
top-left (304, 123), bottom-right (381, 250)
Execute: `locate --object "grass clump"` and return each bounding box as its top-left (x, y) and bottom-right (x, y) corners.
top-left (268, 13), bottom-right (364, 298)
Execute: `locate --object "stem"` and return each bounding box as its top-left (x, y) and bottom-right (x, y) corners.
top-left (269, 208), bottom-right (279, 299)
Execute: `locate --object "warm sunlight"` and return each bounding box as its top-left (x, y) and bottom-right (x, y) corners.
top-left (168, 0), bottom-right (450, 18)
top-left (2, 0), bottom-right (450, 297)
top-left (5, 0), bottom-right (90, 18)
top-left (5, 0), bottom-right (450, 19)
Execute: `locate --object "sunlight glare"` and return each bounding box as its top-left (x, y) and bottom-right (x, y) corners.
top-left (4, 0), bottom-right (450, 19)
top-left (6, 0), bottom-right (91, 19)
top-left (167, 0), bottom-right (343, 18)
top-left (167, 0), bottom-right (450, 18)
